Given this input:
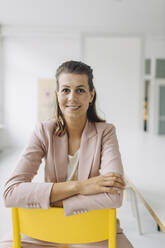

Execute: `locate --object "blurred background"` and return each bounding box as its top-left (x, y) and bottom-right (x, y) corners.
top-left (0, 0), bottom-right (165, 247)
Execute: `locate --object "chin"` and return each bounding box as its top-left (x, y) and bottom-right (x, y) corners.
top-left (64, 113), bottom-right (86, 121)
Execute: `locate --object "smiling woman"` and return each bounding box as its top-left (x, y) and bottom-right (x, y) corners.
top-left (57, 73), bottom-right (95, 124)
top-left (54, 61), bottom-right (105, 137)
top-left (2, 61), bottom-right (133, 248)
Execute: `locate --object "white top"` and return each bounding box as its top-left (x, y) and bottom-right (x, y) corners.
top-left (66, 149), bottom-right (80, 181)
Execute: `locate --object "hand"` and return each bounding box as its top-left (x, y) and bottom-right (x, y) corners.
top-left (50, 200), bottom-right (63, 208)
top-left (77, 172), bottom-right (125, 195)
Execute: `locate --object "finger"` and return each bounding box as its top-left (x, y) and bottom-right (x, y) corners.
top-left (103, 181), bottom-right (125, 189)
top-left (104, 172), bottom-right (124, 180)
top-left (106, 180), bottom-right (125, 188)
top-left (104, 172), bottom-right (122, 176)
top-left (113, 177), bottom-right (126, 186)
top-left (103, 176), bottom-right (125, 186)
top-left (107, 176), bottom-right (125, 185)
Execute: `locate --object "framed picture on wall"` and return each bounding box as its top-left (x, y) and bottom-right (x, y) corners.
top-left (38, 79), bottom-right (56, 122)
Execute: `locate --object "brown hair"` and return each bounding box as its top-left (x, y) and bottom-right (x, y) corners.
top-left (54, 60), bottom-right (105, 136)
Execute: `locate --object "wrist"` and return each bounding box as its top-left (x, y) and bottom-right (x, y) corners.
top-left (50, 200), bottom-right (63, 208)
top-left (50, 183), bottom-right (56, 204)
top-left (75, 180), bottom-right (83, 194)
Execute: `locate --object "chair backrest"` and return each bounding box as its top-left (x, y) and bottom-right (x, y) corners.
top-left (12, 207), bottom-right (116, 248)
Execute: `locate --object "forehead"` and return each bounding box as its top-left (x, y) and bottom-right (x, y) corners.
top-left (58, 73), bottom-right (89, 87)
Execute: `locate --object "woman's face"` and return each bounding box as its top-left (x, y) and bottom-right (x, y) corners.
top-left (57, 73), bottom-right (95, 122)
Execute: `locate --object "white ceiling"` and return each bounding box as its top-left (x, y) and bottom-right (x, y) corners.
top-left (0, 0), bottom-right (165, 34)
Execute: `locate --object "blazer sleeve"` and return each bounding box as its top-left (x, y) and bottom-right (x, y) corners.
top-left (3, 122), bottom-right (54, 209)
top-left (63, 124), bottom-right (124, 216)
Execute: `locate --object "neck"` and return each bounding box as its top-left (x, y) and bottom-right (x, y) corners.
top-left (65, 117), bottom-right (87, 138)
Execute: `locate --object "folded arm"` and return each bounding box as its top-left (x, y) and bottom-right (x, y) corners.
top-left (3, 122), bottom-right (53, 209)
top-left (62, 124), bottom-right (125, 216)
top-left (3, 122), bottom-right (124, 214)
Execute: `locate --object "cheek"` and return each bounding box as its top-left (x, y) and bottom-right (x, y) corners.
top-left (81, 95), bottom-right (90, 106)
top-left (58, 95), bottom-right (66, 107)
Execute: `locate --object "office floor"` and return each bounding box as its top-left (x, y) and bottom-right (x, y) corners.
top-left (0, 149), bottom-right (165, 247)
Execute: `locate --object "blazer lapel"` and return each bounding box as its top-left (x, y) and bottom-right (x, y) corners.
top-left (54, 133), bottom-right (68, 182)
top-left (78, 121), bottom-right (97, 180)
top-left (53, 120), bottom-right (97, 182)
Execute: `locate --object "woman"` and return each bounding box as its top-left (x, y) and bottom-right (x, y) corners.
top-left (2, 60), bottom-right (133, 247)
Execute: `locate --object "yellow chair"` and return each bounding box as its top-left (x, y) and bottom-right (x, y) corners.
top-left (12, 207), bottom-right (116, 248)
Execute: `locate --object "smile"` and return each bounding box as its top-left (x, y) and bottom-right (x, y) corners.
top-left (66, 105), bottom-right (81, 110)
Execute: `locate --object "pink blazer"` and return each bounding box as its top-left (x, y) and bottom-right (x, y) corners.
top-left (3, 119), bottom-right (124, 217)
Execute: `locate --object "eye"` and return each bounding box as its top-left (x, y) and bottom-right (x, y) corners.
top-left (77, 88), bottom-right (85, 94)
top-left (62, 88), bottom-right (70, 93)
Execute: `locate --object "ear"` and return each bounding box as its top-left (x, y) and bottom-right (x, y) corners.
top-left (89, 88), bottom-right (95, 103)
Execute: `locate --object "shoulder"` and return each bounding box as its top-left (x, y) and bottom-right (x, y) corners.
top-left (41, 118), bottom-right (57, 131)
top-left (94, 122), bottom-right (119, 146)
top-left (33, 118), bottom-right (57, 138)
top-left (94, 122), bottom-right (116, 135)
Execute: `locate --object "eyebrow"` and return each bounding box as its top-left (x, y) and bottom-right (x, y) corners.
top-left (61, 84), bottom-right (86, 88)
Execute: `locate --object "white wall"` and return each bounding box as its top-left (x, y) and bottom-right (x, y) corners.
top-left (1, 30), bottom-right (165, 150)
top-left (0, 0), bottom-right (165, 34)
top-left (0, 37), bottom-right (4, 151)
top-left (0, 38), bottom-right (3, 121)
top-left (0, 0), bottom-right (164, 149)
top-left (83, 36), bottom-right (143, 137)
top-left (2, 33), bottom-right (81, 148)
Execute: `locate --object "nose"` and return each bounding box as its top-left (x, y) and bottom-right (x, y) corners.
top-left (68, 90), bottom-right (77, 101)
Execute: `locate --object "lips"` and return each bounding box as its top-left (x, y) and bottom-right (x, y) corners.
top-left (66, 105), bottom-right (81, 110)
